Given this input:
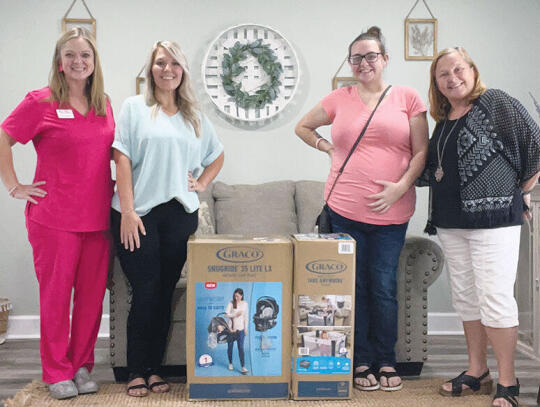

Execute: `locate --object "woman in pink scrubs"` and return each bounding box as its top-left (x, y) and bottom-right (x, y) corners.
top-left (0, 28), bottom-right (114, 400)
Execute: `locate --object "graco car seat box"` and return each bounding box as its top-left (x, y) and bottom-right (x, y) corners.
top-left (291, 233), bottom-right (356, 399)
top-left (186, 235), bottom-right (292, 400)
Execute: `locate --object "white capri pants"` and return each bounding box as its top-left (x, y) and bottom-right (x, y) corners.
top-left (437, 226), bottom-right (521, 328)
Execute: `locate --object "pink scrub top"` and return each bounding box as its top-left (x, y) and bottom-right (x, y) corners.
top-left (321, 85), bottom-right (426, 225)
top-left (1, 87), bottom-right (115, 232)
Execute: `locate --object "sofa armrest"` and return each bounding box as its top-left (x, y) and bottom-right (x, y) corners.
top-left (109, 258), bottom-right (130, 369)
top-left (395, 235), bottom-right (445, 374)
top-left (110, 258), bottom-right (189, 372)
top-left (400, 236), bottom-right (444, 288)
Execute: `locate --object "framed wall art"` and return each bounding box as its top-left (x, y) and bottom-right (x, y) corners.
top-left (332, 77), bottom-right (357, 90)
top-left (135, 65), bottom-right (146, 95)
top-left (62, 0), bottom-right (96, 37)
top-left (62, 18), bottom-right (96, 37)
top-left (331, 56), bottom-right (357, 90)
top-left (405, 19), bottom-right (437, 60)
top-left (404, 0), bottom-right (438, 61)
top-left (136, 77), bottom-right (145, 95)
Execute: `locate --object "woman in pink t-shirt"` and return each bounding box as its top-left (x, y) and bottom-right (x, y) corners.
top-left (0, 28), bottom-right (114, 400)
top-left (295, 26), bottom-right (428, 392)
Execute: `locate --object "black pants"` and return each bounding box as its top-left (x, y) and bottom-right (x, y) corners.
top-left (111, 200), bottom-right (198, 378)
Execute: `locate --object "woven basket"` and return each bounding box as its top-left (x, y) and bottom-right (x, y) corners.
top-left (0, 298), bottom-right (12, 335)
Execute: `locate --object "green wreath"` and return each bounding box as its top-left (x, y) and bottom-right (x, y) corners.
top-left (221, 39), bottom-right (283, 110)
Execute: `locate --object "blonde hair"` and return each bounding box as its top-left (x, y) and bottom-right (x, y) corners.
top-left (48, 27), bottom-right (107, 116)
top-left (144, 41), bottom-right (201, 137)
top-left (428, 47), bottom-right (487, 122)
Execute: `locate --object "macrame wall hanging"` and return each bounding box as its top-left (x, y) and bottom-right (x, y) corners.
top-left (62, 0), bottom-right (96, 37)
top-left (404, 0), bottom-right (437, 60)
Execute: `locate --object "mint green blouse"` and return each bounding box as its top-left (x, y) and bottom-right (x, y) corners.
top-left (111, 95), bottom-right (223, 216)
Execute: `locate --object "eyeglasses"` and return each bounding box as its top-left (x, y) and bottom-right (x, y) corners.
top-left (348, 52), bottom-right (382, 65)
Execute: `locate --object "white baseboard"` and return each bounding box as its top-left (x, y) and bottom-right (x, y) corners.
top-left (5, 314), bottom-right (110, 339)
top-left (5, 312), bottom-right (462, 338)
top-left (428, 312), bottom-right (464, 335)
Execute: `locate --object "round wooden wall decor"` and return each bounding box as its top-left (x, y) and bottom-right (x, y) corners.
top-left (202, 23), bottom-right (300, 122)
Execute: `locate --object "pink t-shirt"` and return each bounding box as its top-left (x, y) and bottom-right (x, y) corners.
top-left (321, 85), bottom-right (426, 225)
top-left (1, 87), bottom-right (115, 231)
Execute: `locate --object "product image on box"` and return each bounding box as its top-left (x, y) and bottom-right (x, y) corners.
top-left (195, 281), bottom-right (282, 377)
top-left (297, 295), bottom-right (352, 326)
top-left (298, 328), bottom-right (349, 357)
top-left (295, 327), bottom-right (352, 375)
top-left (207, 312), bottom-right (234, 347)
top-left (253, 296), bottom-right (279, 351)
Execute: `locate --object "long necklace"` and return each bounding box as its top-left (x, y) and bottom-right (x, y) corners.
top-left (435, 119), bottom-right (460, 182)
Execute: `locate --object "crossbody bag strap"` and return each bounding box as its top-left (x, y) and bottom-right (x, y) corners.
top-left (325, 84), bottom-right (392, 201)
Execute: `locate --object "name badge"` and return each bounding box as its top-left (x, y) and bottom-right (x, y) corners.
top-left (56, 109), bottom-right (74, 119)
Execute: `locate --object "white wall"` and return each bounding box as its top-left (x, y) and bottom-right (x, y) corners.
top-left (1, 0), bottom-right (539, 325)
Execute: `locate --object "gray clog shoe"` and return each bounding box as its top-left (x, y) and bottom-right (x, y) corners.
top-left (49, 379), bottom-right (78, 399)
top-left (74, 367), bottom-right (99, 394)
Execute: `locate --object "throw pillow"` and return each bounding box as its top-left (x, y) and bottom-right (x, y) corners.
top-left (180, 201), bottom-right (215, 279)
top-left (213, 181), bottom-right (298, 235)
top-left (295, 180), bottom-right (325, 233)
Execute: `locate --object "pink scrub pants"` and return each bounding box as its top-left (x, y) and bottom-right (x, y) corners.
top-left (26, 219), bottom-right (110, 383)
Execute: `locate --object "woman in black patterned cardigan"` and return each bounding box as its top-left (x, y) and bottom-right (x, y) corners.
top-left (421, 47), bottom-right (540, 407)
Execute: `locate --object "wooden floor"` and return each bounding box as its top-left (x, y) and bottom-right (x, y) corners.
top-left (1, 336), bottom-right (539, 406)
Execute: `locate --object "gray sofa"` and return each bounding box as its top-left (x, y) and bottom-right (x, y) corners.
top-left (109, 180), bottom-right (444, 381)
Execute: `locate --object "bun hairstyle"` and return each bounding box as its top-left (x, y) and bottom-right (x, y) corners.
top-left (348, 26), bottom-right (386, 57)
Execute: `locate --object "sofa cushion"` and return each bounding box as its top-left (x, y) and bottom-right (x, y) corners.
top-left (195, 201), bottom-right (215, 235)
top-left (198, 183), bottom-right (215, 230)
top-left (180, 201), bottom-right (215, 280)
top-left (213, 181), bottom-right (298, 234)
top-left (295, 180), bottom-right (325, 233)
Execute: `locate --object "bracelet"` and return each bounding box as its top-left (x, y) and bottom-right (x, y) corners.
top-left (121, 208), bottom-right (135, 215)
top-left (8, 185), bottom-right (18, 197)
top-left (522, 189), bottom-right (533, 196)
top-left (315, 137), bottom-right (325, 151)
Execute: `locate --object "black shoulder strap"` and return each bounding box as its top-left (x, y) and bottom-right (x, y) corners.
top-left (325, 84), bottom-right (392, 201)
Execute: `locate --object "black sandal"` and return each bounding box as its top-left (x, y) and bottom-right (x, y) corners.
top-left (493, 379), bottom-right (519, 407)
top-left (148, 376), bottom-right (170, 393)
top-left (378, 370), bottom-right (403, 391)
top-left (126, 377), bottom-right (148, 397)
top-left (353, 367), bottom-right (379, 391)
top-left (439, 370), bottom-right (492, 397)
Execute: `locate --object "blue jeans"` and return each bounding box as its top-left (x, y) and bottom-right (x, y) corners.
top-left (227, 330), bottom-right (245, 367)
top-left (329, 207), bottom-right (408, 369)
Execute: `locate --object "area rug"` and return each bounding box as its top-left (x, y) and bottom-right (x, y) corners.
top-left (2, 378), bottom-right (507, 407)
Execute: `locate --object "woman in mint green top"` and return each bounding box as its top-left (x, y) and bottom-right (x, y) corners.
top-left (111, 96), bottom-right (222, 216)
top-left (111, 40), bottom-right (224, 397)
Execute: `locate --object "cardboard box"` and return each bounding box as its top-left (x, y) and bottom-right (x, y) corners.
top-left (186, 235), bottom-right (292, 400)
top-left (291, 233), bottom-right (356, 399)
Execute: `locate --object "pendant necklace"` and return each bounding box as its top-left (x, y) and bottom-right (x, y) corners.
top-left (435, 118), bottom-right (460, 182)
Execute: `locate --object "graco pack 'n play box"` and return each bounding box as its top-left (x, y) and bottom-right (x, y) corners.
top-left (291, 233), bottom-right (356, 399)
